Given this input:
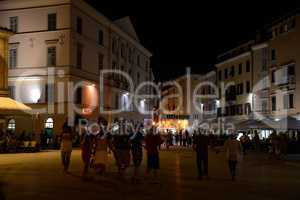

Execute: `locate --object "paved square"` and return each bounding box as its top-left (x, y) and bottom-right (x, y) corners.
top-left (1, 149), bottom-right (300, 200)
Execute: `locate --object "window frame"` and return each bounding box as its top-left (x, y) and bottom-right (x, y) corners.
top-left (9, 48), bottom-right (17, 69)
top-left (9, 16), bottom-right (18, 33)
top-left (47, 46), bottom-right (56, 66)
top-left (48, 13), bottom-right (57, 31)
top-left (271, 96), bottom-right (276, 111)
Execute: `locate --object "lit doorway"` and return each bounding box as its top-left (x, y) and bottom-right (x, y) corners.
top-left (43, 118), bottom-right (54, 147)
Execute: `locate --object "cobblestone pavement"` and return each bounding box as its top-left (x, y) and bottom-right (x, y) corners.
top-left (0, 148), bottom-right (300, 200)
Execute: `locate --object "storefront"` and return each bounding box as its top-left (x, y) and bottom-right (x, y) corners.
top-left (156, 114), bottom-right (189, 133)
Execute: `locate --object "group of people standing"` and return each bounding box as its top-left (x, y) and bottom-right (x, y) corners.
top-left (164, 129), bottom-right (193, 148)
top-left (60, 122), bottom-right (163, 183)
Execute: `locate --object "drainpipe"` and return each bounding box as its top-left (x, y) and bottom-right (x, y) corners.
top-left (251, 49), bottom-right (254, 119)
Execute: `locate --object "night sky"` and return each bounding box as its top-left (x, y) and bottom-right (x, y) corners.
top-left (85, 0), bottom-right (299, 81)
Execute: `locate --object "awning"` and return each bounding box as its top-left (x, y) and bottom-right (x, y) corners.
top-left (277, 116), bottom-right (300, 130)
top-left (0, 97), bottom-right (32, 115)
top-left (236, 118), bottom-right (274, 130)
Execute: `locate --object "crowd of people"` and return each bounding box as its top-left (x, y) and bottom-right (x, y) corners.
top-left (162, 129), bottom-right (193, 148)
top-left (60, 121), bottom-right (163, 183)
top-left (2, 120), bottom-right (300, 183)
top-left (0, 130), bottom-right (39, 152)
top-left (58, 118), bottom-right (247, 183)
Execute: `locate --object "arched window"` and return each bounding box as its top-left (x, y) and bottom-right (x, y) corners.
top-left (7, 119), bottom-right (16, 131)
top-left (45, 118), bottom-right (54, 129)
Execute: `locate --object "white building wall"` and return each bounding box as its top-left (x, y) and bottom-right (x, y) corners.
top-left (0, 0), bottom-right (154, 132)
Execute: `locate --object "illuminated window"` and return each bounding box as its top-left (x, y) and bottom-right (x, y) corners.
top-left (45, 118), bottom-right (54, 129)
top-left (9, 16), bottom-right (18, 32)
top-left (7, 119), bottom-right (16, 131)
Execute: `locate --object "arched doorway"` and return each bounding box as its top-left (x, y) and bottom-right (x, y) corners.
top-left (43, 118), bottom-right (54, 147)
top-left (7, 119), bottom-right (16, 133)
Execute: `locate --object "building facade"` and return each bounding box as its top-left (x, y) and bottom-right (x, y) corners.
top-left (158, 73), bottom-right (214, 132)
top-left (0, 0), bottom-right (154, 136)
top-left (216, 41), bottom-right (255, 133)
top-left (215, 11), bottom-right (300, 134)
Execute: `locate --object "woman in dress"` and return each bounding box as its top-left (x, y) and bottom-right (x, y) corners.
top-left (60, 126), bottom-right (73, 173)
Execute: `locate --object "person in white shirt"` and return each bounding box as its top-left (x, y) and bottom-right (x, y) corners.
top-left (224, 134), bottom-right (242, 181)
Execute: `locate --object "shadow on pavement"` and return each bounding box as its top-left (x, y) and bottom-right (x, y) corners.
top-left (67, 172), bottom-right (121, 188)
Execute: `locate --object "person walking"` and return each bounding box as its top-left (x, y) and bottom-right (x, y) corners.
top-left (112, 131), bottom-right (131, 179)
top-left (144, 128), bottom-right (163, 182)
top-left (224, 134), bottom-right (242, 181)
top-left (179, 130), bottom-right (183, 146)
top-left (80, 129), bottom-right (92, 179)
top-left (129, 127), bottom-right (144, 183)
top-left (92, 128), bottom-right (109, 175)
top-left (253, 132), bottom-right (260, 152)
top-left (60, 126), bottom-right (73, 173)
top-left (240, 133), bottom-right (250, 155)
top-left (193, 131), bottom-right (209, 180)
